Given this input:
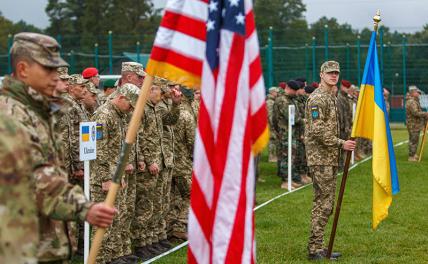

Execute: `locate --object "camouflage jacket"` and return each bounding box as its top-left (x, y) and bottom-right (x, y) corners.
top-left (91, 101), bottom-right (128, 185)
top-left (272, 91), bottom-right (301, 139)
top-left (294, 95), bottom-right (307, 140)
top-left (138, 100), bottom-right (180, 169)
top-left (173, 103), bottom-right (196, 172)
top-left (191, 99), bottom-right (200, 121)
top-left (337, 90), bottom-right (353, 140)
top-left (60, 95), bottom-right (90, 176)
top-left (406, 96), bottom-right (426, 131)
top-left (0, 114), bottom-right (38, 264)
top-left (0, 76), bottom-right (92, 262)
top-left (304, 84), bottom-right (344, 166)
top-left (266, 94), bottom-right (276, 138)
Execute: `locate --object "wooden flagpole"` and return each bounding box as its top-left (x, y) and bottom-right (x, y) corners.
top-left (418, 121), bottom-right (428, 162)
top-left (87, 75), bottom-right (154, 264)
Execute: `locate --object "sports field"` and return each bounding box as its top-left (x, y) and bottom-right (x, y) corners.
top-left (152, 128), bottom-right (428, 264)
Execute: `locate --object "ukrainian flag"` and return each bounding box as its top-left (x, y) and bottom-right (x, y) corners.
top-left (81, 125), bottom-right (90, 142)
top-left (351, 31), bottom-right (400, 229)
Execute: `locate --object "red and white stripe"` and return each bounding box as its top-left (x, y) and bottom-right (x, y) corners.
top-left (188, 0), bottom-right (268, 263)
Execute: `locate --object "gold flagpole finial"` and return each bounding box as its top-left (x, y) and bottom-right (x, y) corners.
top-left (373, 10), bottom-right (381, 32)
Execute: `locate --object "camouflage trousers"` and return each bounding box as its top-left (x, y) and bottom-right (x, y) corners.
top-left (168, 163), bottom-right (192, 235)
top-left (133, 166), bottom-right (172, 246)
top-left (121, 172), bottom-right (136, 256)
top-left (276, 134), bottom-right (301, 183)
top-left (91, 186), bottom-right (127, 264)
top-left (295, 138), bottom-right (308, 175)
top-left (308, 166), bottom-right (338, 254)
top-left (408, 130), bottom-right (421, 157)
top-left (356, 138), bottom-right (372, 157)
top-left (268, 137), bottom-right (277, 162)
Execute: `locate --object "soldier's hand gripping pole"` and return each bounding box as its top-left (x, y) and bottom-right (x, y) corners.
top-left (87, 75), bottom-right (154, 264)
top-left (418, 121), bottom-right (428, 162)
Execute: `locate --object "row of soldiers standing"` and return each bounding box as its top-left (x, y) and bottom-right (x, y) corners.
top-left (57, 63), bottom-right (200, 263)
top-left (266, 77), bottom-right (381, 190)
top-left (0, 32), bottom-right (200, 264)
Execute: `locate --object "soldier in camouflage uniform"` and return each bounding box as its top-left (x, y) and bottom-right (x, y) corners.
top-left (90, 84), bottom-right (140, 264)
top-left (272, 81), bottom-right (302, 190)
top-left (305, 61), bottom-right (356, 260)
top-left (406, 85), bottom-right (428, 161)
top-left (167, 86), bottom-right (195, 240)
top-left (99, 78), bottom-right (117, 105)
top-left (266, 87), bottom-right (279, 162)
top-left (337, 80), bottom-right (354, 170)
top-left (133, 79), bottom-right (181, 260)
top-left (192, 88), bottom-right (201, 119)
top-left (0, 114), bottom-right (38, 264)
top-left (295, 83), bottom-right (311, 184)
top-left (81, 81), bottom-right (99, 118)
top-left (0, 32), bottom-right (115, 264)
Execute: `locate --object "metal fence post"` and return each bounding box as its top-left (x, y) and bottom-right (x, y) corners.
top-left (70, 50), bottom-right (76, 74)
top-left (267, 26), bottom-right (273, 88)
top-left (108, 31), bottom-right (113, 74)
top-left (94, 43), bottom-right (99, 69)
top-left (305, 43), bottom-right (309, 81)
top-left (324, 24), bottom-right (329, 61)
top-left (312, 36), bottom-right (316, 82)
top-left (136, 41), bottom-right (141, 63)
top-left (357, 35), bottom-right (361, 86)
top-left (402, 35), bottom-right (407, 106)
top-left (379, 27), bottom-right (384, 85)
top-left (346, 43), bottom-right (350, 80)
top-left (7, 34), bottom-right (12, 74)
top-left (56, 34), bottom-right (62, 56)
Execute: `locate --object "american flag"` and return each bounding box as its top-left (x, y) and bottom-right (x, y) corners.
top-left (146, 0), bottom-right (269, 262)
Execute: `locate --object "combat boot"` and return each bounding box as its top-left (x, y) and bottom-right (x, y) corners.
top-left (280, 181), bottom-right (294, 190)
top-left (134, 246), bottom-right (153, 261)
top-left (159, 239), bottom-right (173, 250)
top-left (119, 254), bottom-right (139, 264)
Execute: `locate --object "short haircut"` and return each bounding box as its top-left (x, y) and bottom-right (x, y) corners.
top-left (11, 46), bottom-right (35, 73)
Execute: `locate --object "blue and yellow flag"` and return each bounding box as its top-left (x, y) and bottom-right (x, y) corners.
top-left (81, 126), bottom-right (90, 142)
top-left (351, 31), bottom-right (400, 229)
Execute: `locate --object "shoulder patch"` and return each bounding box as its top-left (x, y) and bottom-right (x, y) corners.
top-left (311, 106), bottom-right (320, 119)
top-left (96, 123), bottom-right (104, 140)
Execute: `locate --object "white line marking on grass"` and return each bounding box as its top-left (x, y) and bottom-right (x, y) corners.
top-left (142, 140), bottom-right (408, 263)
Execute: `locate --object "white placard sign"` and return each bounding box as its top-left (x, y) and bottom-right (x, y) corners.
top-left (79, 122), bottom-right (97, 161)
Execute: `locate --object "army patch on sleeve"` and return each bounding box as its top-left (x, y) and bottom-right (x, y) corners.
top-left (96, 124), bottom-right (103, 140)
top-left (311, 106), bottom-right (320, 119)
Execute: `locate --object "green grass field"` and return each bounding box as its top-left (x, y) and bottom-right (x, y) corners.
top-left (154, 128), bottom-right (428, 264)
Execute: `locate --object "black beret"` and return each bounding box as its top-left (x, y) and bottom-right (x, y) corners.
top-left (304, 85), bottom-right (316, 94)
top-left (287, 80), bottom-right (300, 90)
top-left (295, 81), bottom-right (305, 89)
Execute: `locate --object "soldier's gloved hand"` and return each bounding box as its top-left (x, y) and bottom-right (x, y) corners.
top-left (138, 161), bottom-right (146, 172)
top-left (86, 203), bottom-right (117, 228)
top-left (149, 163), bottom-right (160, 175)
top-left (343, 140), bottom-right (356, 151)
top-left (125, 164), bottom-right (134, 174)
top-left (73, 169), bottom-right (84, 179)
top-left (171, 88), bottom-right (182, 104)
top-left (102, 180), bottom-right (112, 192)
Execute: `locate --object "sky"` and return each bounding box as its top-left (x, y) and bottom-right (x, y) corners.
top-left (0, 0), bottom-right (427, 33)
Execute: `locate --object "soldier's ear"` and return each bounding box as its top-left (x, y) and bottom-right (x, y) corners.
top-left (15, 60), bottom-right (31, 79)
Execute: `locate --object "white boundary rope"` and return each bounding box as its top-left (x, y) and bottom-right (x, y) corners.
top-left (142, 139), bottom-right (409, 264)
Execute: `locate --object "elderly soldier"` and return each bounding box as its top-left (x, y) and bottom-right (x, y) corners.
top-left (91, 84), bottom-right (140, 264)
top-left (337, 80), bottom-right (354, 170)
top-left (267, 87), bottom-right (279, 162)
top-left (134, 79), bottom-right (181, 260)
top-left (406, 85), bottom-right (428, 161)
top-left (305, 61), bottom-right (356, 260)
top-left (295, 82), bottom-right (311, 184)
top-left (82, 67), bottom-right (101, 88)
top-left (272, 80), bottom-right (303, 190)
top-left (0, 32), bottom-right (115, 263)
top-left (0, 114), bottom-right (38, 264)
top-left (168, 86), bottom-right (196, 241)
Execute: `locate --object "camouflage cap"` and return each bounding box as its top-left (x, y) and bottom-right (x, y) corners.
top-left (57, 67), bottom-right (70, 80)
top-left (121, 62), bottom-right (146, 77)
top-left (269, 87), bottom-right (279, 93)
top-left (11, 32), bottom-right (69, 68)
top-left (320, 60), bottom-right (340, 73)
top-left (117, 83), bottom-right (140, 108)
top-left (85, 82), bottom-right (99, 94)
top-left (68, 74), bottom-right (89, 85)
top-left (409, 85), bottom-right (422, 93)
